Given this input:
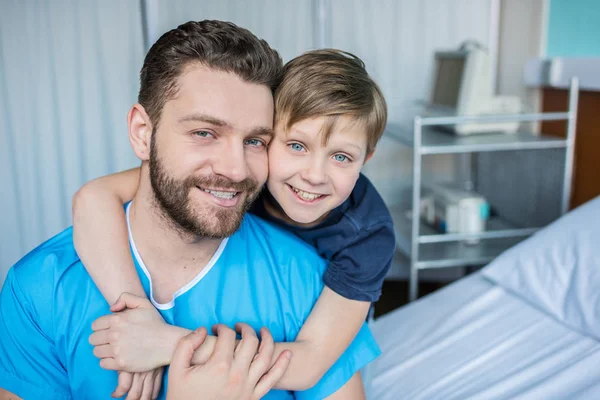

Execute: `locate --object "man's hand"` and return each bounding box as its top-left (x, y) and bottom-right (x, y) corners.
top-left (112, 370), bottom-right (163, 400)
top-left (89, 293), bottom-right (172, 371)
top-left (167, 324), bottom-right (292, 400)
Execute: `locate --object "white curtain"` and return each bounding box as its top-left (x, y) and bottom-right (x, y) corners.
top-left (0, 0), bottom-right (495, 285)
top-left (0, 0), bottom-right (145, 283)
top-left (151, 0), bottom-right (316, 62)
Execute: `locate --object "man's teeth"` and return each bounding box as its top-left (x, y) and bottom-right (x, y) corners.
top-left (202, 189), bottom-right (237, 199)
top-left (292, 187), bottom-right (323, 201)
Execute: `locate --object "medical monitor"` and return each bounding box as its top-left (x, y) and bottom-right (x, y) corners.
top-left (429, 46), bottom-right (491, 116)
top-left (427, 43), bottom-right (521, 135)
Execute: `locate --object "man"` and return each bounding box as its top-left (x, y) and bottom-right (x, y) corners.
top-left (0, 20), bottom-right (378, 399)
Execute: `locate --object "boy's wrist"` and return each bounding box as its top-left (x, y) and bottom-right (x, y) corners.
top-left (159, 325), bottom-right (189, 367)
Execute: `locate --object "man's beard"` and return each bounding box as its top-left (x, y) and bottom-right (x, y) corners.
top-left (148, 135), bottom-right (261, 238)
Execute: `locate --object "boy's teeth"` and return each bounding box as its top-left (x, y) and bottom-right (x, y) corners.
top-left (203, 189), bottom-right (236, 199)
top-left (292, 187), bottom-right (322, 201)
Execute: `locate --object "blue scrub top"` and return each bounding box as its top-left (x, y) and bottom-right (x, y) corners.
top-left (0, 210), bottom-right (380, 399)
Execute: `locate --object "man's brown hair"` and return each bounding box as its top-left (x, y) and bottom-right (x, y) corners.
top-left (138, 20), bottom-right (283, 128)
top-left (275, 49), bottom-right (387, 155)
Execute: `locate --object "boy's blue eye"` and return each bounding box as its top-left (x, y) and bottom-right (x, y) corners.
top-left (333, 154), bottom-right (349, 162)
top-left (289, 143), bottom-right (306, 152)
top-left (245, 138), bottom-right (264, 147)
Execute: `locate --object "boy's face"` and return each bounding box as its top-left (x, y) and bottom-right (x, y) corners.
top-left (267, 115), bottom-right (370, 225)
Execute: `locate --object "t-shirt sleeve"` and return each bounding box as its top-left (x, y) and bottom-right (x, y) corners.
top-left (0, 267), bottom-right (71, 400)
top-left (294, 322), bottom-right (380, 399)
top-left (324, 221), bottom-right (395, 302)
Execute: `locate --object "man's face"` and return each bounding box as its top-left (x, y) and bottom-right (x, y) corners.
top-left (149, 64), bottom-right (273, 238)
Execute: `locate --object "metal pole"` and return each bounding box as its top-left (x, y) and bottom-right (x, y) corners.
top-left (562, 77), bottom-right (579, 214)
top-left (410, 117), bottom-right (422, 302)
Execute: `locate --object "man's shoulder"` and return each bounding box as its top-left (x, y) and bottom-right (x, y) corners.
top-left (241, 214), bottom-right (323, 254)
top-left (8, 227), bottom-right (84, 302)
top-left (12, 227), bottom-right (80, 275)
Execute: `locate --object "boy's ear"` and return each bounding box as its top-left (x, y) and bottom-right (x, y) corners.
top-left (364, 149), bottom-right (375, 164)
top-left (128, 104), bottom-right (153, 161)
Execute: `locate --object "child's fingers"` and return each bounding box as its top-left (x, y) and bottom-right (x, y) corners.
top-left (253, 351), bottom-right (292, 398)
top-left (89, 329), bottom-right (111, 346)
top-left (111, 292), bottom-right (149, 312)
top-left (92, 344), bottom-right (113, 359)
top-left (100, 357), bottom-right (121, 371)
top-left (91, 314), bottom-right (114, 331)
top-left (171, 328), bottom-right (208, 372)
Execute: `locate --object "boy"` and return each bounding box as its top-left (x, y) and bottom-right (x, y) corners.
top-left (74, 48), bottom-right (394, 395)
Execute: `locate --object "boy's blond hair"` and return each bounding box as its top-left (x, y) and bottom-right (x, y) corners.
top-left (274, 49), bottom-right (387, 155)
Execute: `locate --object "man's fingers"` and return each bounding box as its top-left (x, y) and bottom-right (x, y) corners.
top-left (233, 323), bottom-right (259, 369)
top-left (249, 327), bottom-right (275, 382)
top-left (140, 373), bottom-right (154, 400)
top-left (210, 324), bottom-right (237, 364)
top-left (171, 328), bottom-right (208, 372)
top-left (91, 315), bottom-right (113, 331)
top-left (124, 372), bottom-right (143, 400)
top-left (92, 344), bottom-right (113, 359)
top-left (112, 371), bottom-right (133, 398)
top-left (254, 351), bottom-right (293, 398)
top-left (152, 369), bottom-right (163, 399)
top-left (89, 329), bottom-right (111, 346)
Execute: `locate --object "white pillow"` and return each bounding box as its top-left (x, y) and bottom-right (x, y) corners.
top-left (481, 196), bottom-right (600, 340)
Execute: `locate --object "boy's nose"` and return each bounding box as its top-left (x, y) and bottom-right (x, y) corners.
top-left (301, 159), bottom-right (328, 186)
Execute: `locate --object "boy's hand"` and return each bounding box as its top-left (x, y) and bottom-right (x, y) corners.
top-left (167, 324), bottom-right (292, 400)
top-left (90, 293), bottom-right (172, 372)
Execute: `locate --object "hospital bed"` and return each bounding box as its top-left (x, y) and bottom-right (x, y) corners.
top-left (365, 196), bottom-right (600, 399)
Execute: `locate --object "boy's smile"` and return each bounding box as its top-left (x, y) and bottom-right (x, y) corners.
top-left (266, 115), bottom-right (370, 227)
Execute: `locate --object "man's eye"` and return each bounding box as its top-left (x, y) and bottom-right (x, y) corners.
top-left (245, 138), bottom-right (264, 147)
top-left (289, 143), bottom-right (306, 152)
top-left (333, 154), bottom-right (349, 163)
top-left (193, 130), bottom-right (214, 138)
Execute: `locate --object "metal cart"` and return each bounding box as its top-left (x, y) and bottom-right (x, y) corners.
top-left (385, 78), bottom-right (579, 302)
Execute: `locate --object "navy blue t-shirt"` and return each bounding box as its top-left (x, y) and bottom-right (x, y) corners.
top-left (251, 174), bottom-right (395, 302)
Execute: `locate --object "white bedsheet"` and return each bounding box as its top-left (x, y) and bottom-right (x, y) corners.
top-left (366, 274), bottom-right (600, 400)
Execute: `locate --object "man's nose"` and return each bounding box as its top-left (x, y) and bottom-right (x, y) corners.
top-left (212, 141), bottom-right (249, 183)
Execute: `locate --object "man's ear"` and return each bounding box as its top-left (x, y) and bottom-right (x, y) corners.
top-left (364, 148), bottom-right (375, 164)
top-left (128, 104), bottom-right (153, 161)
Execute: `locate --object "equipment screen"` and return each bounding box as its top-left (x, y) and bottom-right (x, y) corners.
top-left (432, 56), bottom-right (465, 108)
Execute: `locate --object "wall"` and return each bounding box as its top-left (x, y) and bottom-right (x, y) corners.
top-left (546, 0), bottom-right (600, 57)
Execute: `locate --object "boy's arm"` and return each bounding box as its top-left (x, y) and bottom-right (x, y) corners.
top-left (0, 388), bottom-right (22, 400)
top-left (90, 291), bottom-right (369, 392)
top-left (270, 287), bottom-right (370, 390)
top-left (72, 167), bottom-right (143, 305)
